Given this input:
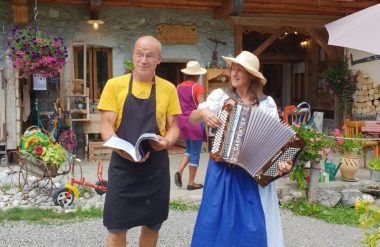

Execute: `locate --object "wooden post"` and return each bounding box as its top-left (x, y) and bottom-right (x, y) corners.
top-left (234, 25), bottom-right (243, 56)
top-left (307, 160), bottom-right (320, 203)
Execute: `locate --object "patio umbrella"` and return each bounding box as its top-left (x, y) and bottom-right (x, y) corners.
top-left (325, 4), bottom-right (380, 55)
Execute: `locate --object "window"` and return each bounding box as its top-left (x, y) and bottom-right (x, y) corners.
top-left (73, 46), bottom-right (112, 101)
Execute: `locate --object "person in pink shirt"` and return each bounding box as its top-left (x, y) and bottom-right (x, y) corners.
top-left (175, 61), bottom-right (207, 190)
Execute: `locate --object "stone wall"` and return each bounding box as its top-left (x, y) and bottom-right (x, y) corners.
top-left (0, 1), bottom-right (13, 68)
top-left (0, 1), bottom-right (234, 80)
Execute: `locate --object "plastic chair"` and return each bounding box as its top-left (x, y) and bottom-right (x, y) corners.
top-left (344, 119), bottom-right (379, 167)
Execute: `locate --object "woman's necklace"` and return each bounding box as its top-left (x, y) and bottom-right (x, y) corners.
top-left (238, 92), bottom-right (251, 103)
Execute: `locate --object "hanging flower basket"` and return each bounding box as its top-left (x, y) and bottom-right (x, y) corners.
top-left (8, 26), bottom-right (68, 78)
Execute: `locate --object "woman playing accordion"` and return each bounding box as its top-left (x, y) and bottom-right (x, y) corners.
top-left (189, 51), bottom-right (291, 247)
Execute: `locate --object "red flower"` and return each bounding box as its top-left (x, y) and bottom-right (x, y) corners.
top-left (34, 146), bottom-right (43, 155)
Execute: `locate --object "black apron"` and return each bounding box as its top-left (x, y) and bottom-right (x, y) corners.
top-left (103, 74), bottom-right (170, 230)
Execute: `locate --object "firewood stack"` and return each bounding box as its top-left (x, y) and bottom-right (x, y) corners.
top-left (353, 71), bottom-right (380, 115)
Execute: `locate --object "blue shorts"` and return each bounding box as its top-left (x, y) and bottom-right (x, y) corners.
top-left (108, 222), bottom-right (163, 232)
top-left (184, 139), bottom-right (203, 167)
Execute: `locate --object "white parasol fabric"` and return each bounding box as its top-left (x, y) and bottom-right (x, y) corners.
top-left (325, 4), bottom-right (380, 55)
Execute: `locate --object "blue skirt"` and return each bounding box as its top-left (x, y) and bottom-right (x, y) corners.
top-left (191, 160), bottom-right (268, 247)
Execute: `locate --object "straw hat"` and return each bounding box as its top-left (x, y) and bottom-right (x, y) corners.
top-left (222, 51), bottom-right (267, 85)
top-left (181, 61), bottom-right (207, 75)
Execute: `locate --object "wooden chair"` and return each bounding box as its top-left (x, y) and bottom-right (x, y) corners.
top-left (344, 119), bottom-right (379, 167)
top-left (285, 111), bottom-right (308, 125)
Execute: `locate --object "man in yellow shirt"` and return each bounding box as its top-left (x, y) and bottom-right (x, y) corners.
top-left (98, 35), bottom-right (181, 247)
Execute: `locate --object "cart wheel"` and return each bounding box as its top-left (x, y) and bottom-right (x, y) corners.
top-left (95, 180), bottom-right (107, 195)
top-left (53, 187), bottom-right (74, 207)
top-left (55, 156), bottom-right (83, 186)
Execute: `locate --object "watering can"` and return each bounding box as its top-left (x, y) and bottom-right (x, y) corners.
top-left (324, 162), bottom-right (341, 181)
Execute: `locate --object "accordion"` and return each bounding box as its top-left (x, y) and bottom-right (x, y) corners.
top-left (210, 101), bottom-right (305, 187)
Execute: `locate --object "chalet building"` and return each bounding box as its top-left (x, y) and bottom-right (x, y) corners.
top-left (1, 0), bottom-right (379, 160)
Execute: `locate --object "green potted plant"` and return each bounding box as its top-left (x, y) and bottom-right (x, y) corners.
top-left (333, 128), bottom-right (363, 155)
top-left (8, 26), bottom-right (68, 78)
top-left (368, 158), bottom-right (380, 182)
top-left (333, 128), bottom-right (363, 181)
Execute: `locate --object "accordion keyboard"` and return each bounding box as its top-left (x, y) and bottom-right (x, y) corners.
top-left (211, 110), bottom-right (229, 155)
top-left (264, 147), bottom-right (301, 177)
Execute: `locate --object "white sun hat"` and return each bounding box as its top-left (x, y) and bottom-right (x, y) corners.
top-left (181, 61), bottom-right (207, 75)
top-left (222, 51), bottom-right (267, 85)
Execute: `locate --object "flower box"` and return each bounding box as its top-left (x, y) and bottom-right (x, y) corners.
top-left (20, 153), bottom-right (57, 178)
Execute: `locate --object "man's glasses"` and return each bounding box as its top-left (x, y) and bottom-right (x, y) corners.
top-left (134, 51), bottom-right (156, 61)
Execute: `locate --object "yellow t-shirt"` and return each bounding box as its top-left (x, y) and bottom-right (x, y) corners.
top-left (97, 74), bottom-right (181, 136)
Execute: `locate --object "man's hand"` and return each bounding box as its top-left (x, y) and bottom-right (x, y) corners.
top-left (149, 136), bottom-right (171, 151)
top-left (112, 148), bottom-right (150, 163)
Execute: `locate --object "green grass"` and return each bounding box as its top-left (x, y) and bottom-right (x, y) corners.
top-left (0, 206), bottom-right (102, 224)
top-left (169, 200), bottom-right (199, 211)
top-left (281, 199), bottom-right (359, 227)
top-left (0, 201), bottom-right (199, 224)
top-left (1, 200), bottom-right (358, 228)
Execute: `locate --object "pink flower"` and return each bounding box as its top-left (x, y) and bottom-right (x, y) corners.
top-left (323, 147), bottom-right (331, 153)
top-left (334, 129), bottom-right (341, 137)
top-left (316, 137), bottom-right (321, 141)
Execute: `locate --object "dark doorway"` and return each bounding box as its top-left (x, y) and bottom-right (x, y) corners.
top-left (263, 64), bottom-right (283, 109)
top-left (156, 62), bottom-right (187, 86)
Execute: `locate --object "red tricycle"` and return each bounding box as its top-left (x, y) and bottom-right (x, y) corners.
top-left (52, 160), bottom-right (107, 207)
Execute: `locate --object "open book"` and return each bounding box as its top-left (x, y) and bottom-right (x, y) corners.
top-left (103, 133), bottom-right (159, 162)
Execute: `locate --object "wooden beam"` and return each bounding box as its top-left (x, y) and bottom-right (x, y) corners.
top-left (234, 25), bottom-right (243, 55)
top-left (253, 30), bottom-right (282, 56)
top-left (244, 0), bottom-right (378, 11)
top-left (240, 1), bottom-right (375, 16)
top-left (90, 0), bottom-right (102, 19)
top-left (260, 53), bottom-right (306, 64)
top-left (304, 28), bottom-right (337, 61)
top-left (100, 0), bottom-right (220, 10)
top-left (12, 0), bottom-right (28, 25)
top-left (229, 14), bottom-right (339, 28)
top-left (214, 0), bottom-right (233, 19)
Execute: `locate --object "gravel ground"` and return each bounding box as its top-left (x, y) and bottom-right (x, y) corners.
top-left (0, 209), bottom-right (364, 247)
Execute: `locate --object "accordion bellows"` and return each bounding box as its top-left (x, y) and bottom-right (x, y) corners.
top-left (210, 102), bottom-right (305, 186)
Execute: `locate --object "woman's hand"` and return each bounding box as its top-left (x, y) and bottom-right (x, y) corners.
top-left (278, 160), bottom-right (293, 176)
top-left (202, 109), bottom-right (221, 128)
